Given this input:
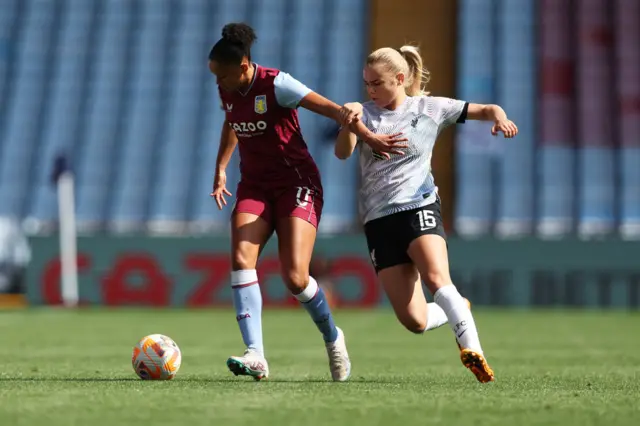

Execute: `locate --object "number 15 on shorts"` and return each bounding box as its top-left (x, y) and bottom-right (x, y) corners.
top-left (416, 209), bottom-right (436, 231)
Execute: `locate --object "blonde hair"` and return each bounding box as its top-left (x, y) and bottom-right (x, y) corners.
top-left (366, 45), bottom-right (431, 96)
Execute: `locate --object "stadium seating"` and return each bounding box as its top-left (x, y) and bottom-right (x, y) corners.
top-left (3, 0), bottom-right (631, 239)
top-left (74, 0), bottom-right (134, 233)
top-left (0, 0), bottom-right (59, 222)
top-left (29, 0), bottom-right (96, 229)
top-left (0, 0), bottom-right (368, 234)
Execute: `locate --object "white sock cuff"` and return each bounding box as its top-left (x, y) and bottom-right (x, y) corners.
top-left (433, 284), bottom-right (462, 303)
top-left (424, 302), bottom-right (448, 331)
top-left (294, 276), bottom-right (319, 303)
top-left (231, 269), bottom-right (258, 288)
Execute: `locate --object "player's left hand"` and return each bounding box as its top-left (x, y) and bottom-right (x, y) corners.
top-left (364, 133), bottom-right (409, 159)
top-left (339, 102), bottom-right (363, 125)
top-left (491, 119), bottom-right (518, 138)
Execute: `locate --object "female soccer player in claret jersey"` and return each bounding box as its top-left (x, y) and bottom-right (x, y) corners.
top-left (335, 45), bottom-right (518, 383)
top-left (208, 23), bottom-right (406, 382)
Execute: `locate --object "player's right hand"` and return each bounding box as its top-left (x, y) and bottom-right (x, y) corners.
top-left (364, 133), bottom-right (409, 159)
top-left (339, 102), bottom-right (363, 125)
top-left (211, 170), bottom-right (232, 210)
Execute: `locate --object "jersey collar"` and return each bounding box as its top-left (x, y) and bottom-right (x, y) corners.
top-left (375, 95), bottom-right (412, 115)
top-left (237, 63), bottom-right (259, 97)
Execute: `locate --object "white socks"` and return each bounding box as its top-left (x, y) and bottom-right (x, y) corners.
top-left (434, 285), bottom-right (483, 353)
top-left (424, 302), bottom-right (449, 331)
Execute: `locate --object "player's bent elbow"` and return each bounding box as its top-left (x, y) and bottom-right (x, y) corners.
top-left (334, 141), bottom-right (354, 159)
top-left (334, 148), bottom-right (352, 160)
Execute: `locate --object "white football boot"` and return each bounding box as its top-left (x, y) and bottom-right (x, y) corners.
top-left (325, 327), bottom-right (351, 382)
top-left (226, 350), bottom-right (269, 381)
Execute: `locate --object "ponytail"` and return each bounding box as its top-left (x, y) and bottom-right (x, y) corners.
top-left (398, 45), bottom-right (430, 96)
top-left (366, 45), bottom-right (431, 97)
top-left (209, 22), bottom-right (257, 64)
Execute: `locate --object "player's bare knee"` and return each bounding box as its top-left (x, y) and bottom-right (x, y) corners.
top-left (422, 270), bottom-right (450, 291)
top-left (231, 250), bottom-right (256, 271)
top-left (281, 269), bottom-right (309, 294)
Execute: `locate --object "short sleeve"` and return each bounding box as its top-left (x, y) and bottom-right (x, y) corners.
top-left (274, 72), bottom-right (313, 109)
top-left (429, 97), bottom-right (468, 129)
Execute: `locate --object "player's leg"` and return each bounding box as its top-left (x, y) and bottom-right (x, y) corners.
top-left (364, 215), bottom-right (448, 333)
top-left (275, 216), bottom-right (350, 381)
top-left (226, 184), bottom-right (274, 380)
top-left (406, 203), bottom-right (494, 383)
top-left (378, 264), bottom-right (449, 333)
top-left (274, 182), bottom-right (350, 381)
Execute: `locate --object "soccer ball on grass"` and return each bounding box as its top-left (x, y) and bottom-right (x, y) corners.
top-left (132, 334), bottom-right (182, 380)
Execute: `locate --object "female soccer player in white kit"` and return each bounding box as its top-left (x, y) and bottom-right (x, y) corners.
top-left (335, 46), bottom-right (518, 383)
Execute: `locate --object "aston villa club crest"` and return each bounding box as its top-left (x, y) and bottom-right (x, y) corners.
top-left (254, 95), bottom-right (267, 114)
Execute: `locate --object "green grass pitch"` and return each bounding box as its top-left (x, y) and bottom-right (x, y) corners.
top-left (0, 308), bottom-right (639, 425)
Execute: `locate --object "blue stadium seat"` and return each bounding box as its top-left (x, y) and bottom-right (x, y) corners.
top-left (575, 1), bottom-right (616, 238)
top-left (108, 0), bottom-right (175, 232)
top-left (0, 0), bottom-right (19, 109)
top-left (537, 1), bottom-right (576, 238)
top-left (249, 0), bottom-right (287, 70)
top-left (495, 0), bottom-right (536, 237)
top-left (617, 1), bottom-right (640, 239)
top-left (147, 0), bottom-right (208, 233)
top-left (0, 0), bottom-right (58, 219)
top-left (455, 0), bottom-right (496, 237)
top-left (27, 0), bottom-right (96, 227)
top-left (75, 0), bottom-right (134, 232)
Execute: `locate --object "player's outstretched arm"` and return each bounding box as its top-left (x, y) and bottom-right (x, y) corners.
top-left (467, 104), bottom-right (519, 138)
top-left (210, 121), bottom-right (239, 209)
top-left (299, 93), bottom-right (408, 159)
top-left (299, 92), bottom-right (375, 141)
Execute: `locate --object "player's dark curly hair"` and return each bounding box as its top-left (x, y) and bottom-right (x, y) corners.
top-left (208, 23), bottom-right (257, 64)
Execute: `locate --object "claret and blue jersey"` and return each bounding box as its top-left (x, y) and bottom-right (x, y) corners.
top-left (218, 64), bottom-right (320, 186)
